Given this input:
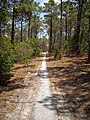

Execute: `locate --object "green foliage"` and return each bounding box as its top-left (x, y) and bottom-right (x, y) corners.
top-left (14, 38), bottom-right (40, 64)
top-left (80, 40), bottom-right (88, 55)
top-left (26, 38), bottom-right (40, 57)
top-left (0, 36), bottom-right (40, 85)
top-left (14, 42), bottom-right (33, 64)
top-left (39, 39), bottom-right (48, 52)
top-left (52, 43), bottom-right (60, 59)
top-left (0, 37), bottom-right (14, 81)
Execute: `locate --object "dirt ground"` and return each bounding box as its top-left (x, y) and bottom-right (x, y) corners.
top-left (47, 56), bottom-right (90, 120)
top-left (0, 55), bottom-right (90, 120)
top-left (0, 56), bottom-right (42, 120)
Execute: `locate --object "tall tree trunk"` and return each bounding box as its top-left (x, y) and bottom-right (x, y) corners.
top-left (65, 15), bottom-right (68, 41)
top-left (20, 13), bottom-right (23, 42)
top-left (0, 20), bottom-right (1, 37)
top-left (33, 15), bottom-right (36, 38)
top-left (31, 28), bottom-right (32, 38)
top-left (53, 31), bottom-right (56, 44)
top-left (11, 6), bottom-right (15, 44)
top-left (59, 0), bottom-right (63, 58)
top-left (35, 28), bottom-right (38, 38)
top-left (28, 18), bottom-right (31, 39)
top-left (49, 16), bottom-right (53, 53)
top-left (88, 17), bottom-right (90, 63)
top-left (74, 1), bottom-right (83, 55)
top-left (65, 15), bottom-right (68, 56)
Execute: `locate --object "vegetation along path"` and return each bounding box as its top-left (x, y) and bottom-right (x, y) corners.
top-left (31, 52), bottom-right (58, 120)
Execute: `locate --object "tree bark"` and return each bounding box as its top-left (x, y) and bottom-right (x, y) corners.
top-left (65, 14), bottom-right (68, 56)
top-left (11, 0), bottom-right (16, 44)
top-left (74, 0), bottom-right (84, 55)
top-left (59, 0), bottom-right (63, 58)
top-left (11, 5), bottom-right (15, 44)
top-left (65, 15), bottom-right (68, 41)
top-left (88, 17), bottom-right (90, 63)
top-left (28, 18), bottom-right (31, 39)
top-left (0, 20), bottom-right (1, 37)
top-left (53, 30), bottom-right (56, 45)
top-left (20, 13), bottom-right (23, 42)
top-left (31, 28), bottom-right (33, 38)
top-left (35, 28), bottom-right (38, 38)
top-left (49, 16), bottom-right (53, 53)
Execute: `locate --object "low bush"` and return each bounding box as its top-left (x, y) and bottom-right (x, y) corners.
top-left (14, 38), bottom-right (40, 65)
top-left (0, 37), bottom-right (14, 85)
top-left (0, 37), bottom-right (41, 85)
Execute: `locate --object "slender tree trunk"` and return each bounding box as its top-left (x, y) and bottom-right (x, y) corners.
top-left (74, 1), bottom-right (83, 55)
top-left (59, 0), bottom-right (63, 58)
top-left (65, 15), bottom-right (68, 56)
top-left (0, 20), bottom-right (1, 37)
top-left (31, 28), bottom-right (32, 38)
top-left (49, 16), bottom-right (52, 53)
top-left (34, 15), bottom-right (36, 38)
top-left (28, 18), bottom-right (31, 39)
top-left (53, 31), bottom-right (56, 44)
top-left (65, 15), bottom-right (68, 41)
top-left (20, 13), bottom-right (23, 42)
top-left (11, 5), bottom-right (15, 44)
top-left (35, 28), bottom-right (38, 38)
top-left (88, 17), bottom-right (90, 63)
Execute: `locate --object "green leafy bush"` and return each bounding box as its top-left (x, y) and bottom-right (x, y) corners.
top-left (28, 38), bottom-right (40, 56)
top-left (14, 38), bottom-right (40, 64)
top-left (0, 37), bottom-right (41, 85)
top-left (14, 41), bottom-right (33, 64)
top-left (0, 37), bottom-right (14, 84)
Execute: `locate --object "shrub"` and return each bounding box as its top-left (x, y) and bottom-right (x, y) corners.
top-left (28, 38), bottom-right (40, 56)
top-left (0, 37), bottom-right (14, 85)
top-left (14, 41), bottom-right (33, 64)
top-left (14, 39), bottom-right (40, 65)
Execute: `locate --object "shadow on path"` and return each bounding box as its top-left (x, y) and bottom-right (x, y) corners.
top-left (47, 58), bottom-right (90, 120)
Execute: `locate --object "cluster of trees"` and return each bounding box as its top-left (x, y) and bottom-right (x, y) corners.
top-left (43, 0), bottom-right (90, 62)
top-left (0, 0), bottom-right (43, 41)
top-left (0, 0), bottom-right (43, 84)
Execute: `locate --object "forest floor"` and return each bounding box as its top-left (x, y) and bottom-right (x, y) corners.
top-left (47, 56), bottom-right (90, 120)
top-left (0, 56), bottom-right (42, 120)
top-left (0, 55), bottom-right (90, 120)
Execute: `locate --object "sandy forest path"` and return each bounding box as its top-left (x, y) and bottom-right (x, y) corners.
top-left (2, 69), bottom-right (40, 120)
top-left (0, 53), bottom-right (58, 120)
top-left (1, 53), bottom-right (89, 120)
top-left (0, 56), bottom-right (41, 120)
top-left (31, 52), bottom-right (58, 120)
